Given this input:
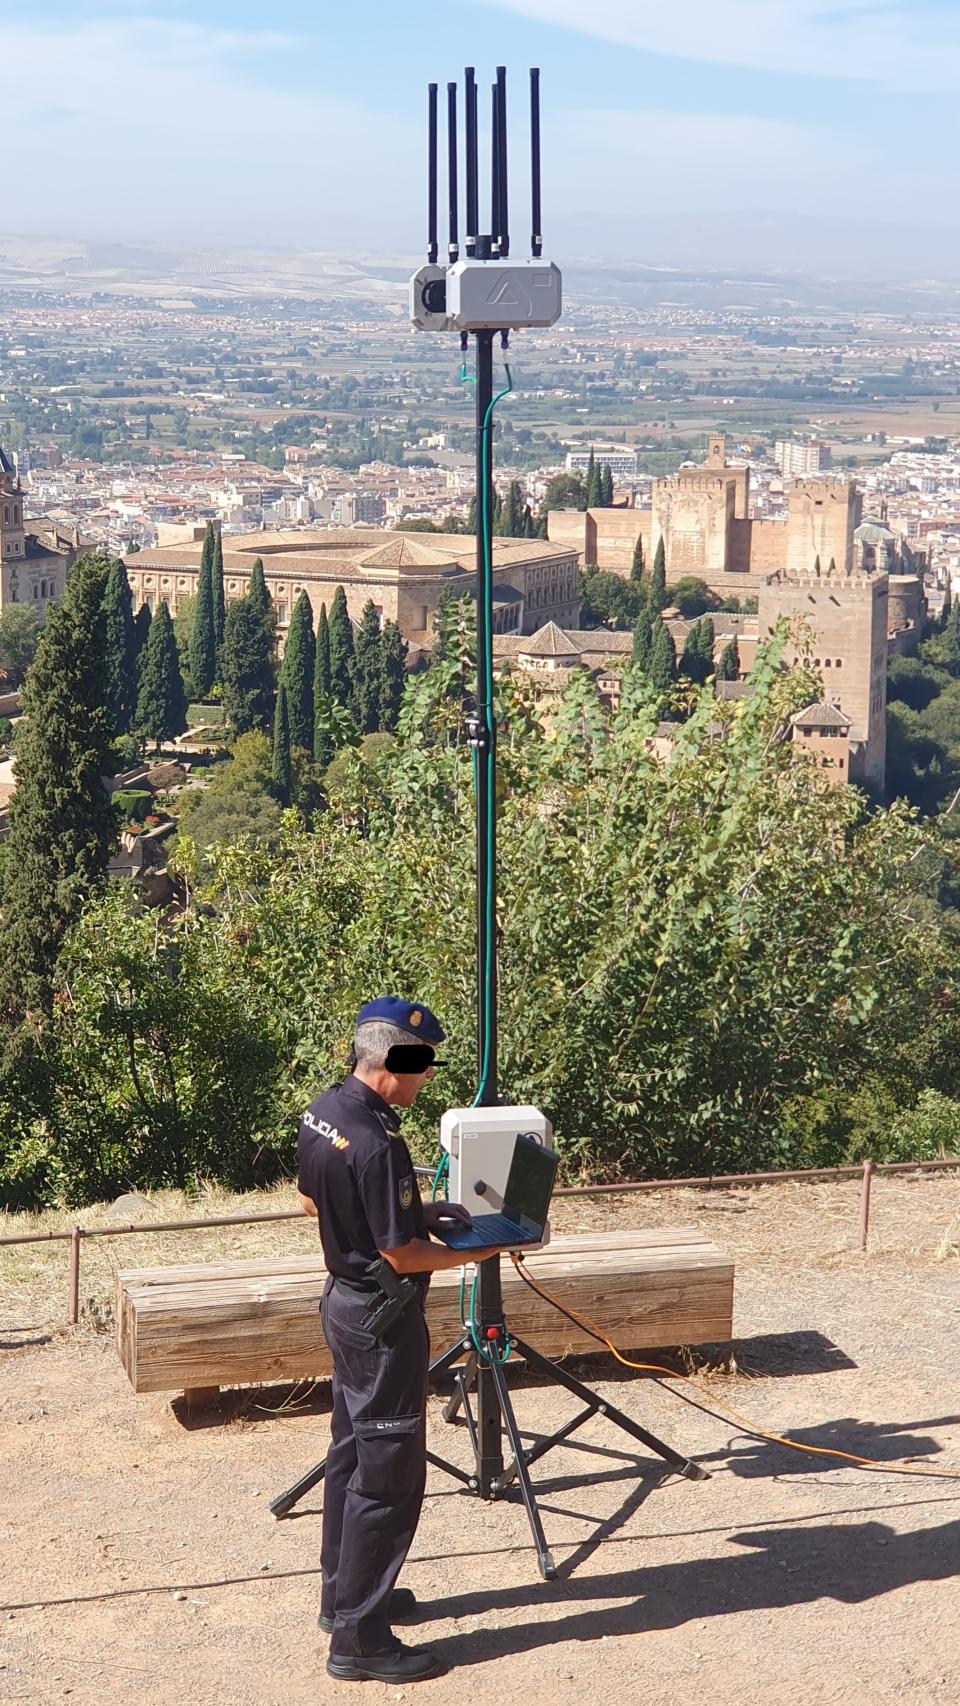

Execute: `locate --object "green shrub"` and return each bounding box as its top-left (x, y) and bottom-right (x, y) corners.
top-left (112, 789), bottom-right (153, 824)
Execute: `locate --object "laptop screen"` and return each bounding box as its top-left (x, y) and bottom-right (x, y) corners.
top-left (503, 1135), bottom-right (558, 1232)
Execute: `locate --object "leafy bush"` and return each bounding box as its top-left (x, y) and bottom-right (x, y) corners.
top-left (112, 789), bottom-right (153, 825)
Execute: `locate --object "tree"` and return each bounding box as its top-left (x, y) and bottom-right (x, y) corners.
top-left (212, 527), bottom-right (226, 653)
top-left (940, 584), bottom-right (952, 631)
top-left (631, 607), bottom-right (653, 672)
top-left (699, 617), bottom-right (715, 676)
top-left (670, 577), bottom-right (717, 618)
top-left (716, 637), bottom-right (740, 682)
top-left (328, 585), bottom-right (354, 710)
top-left (315, 602), bottom-right (331, 699)
top-left (206, 731), bottom-right (274, 798)
top-left (0, 553), bottom-right (117, 1035)
top-left (599, 463), bottom-right (614, 507)
top-left (0, 605), bottom-right (40, 687)
top-left (681, 621), bottom-right (708, 685)
top-left (630, 536), bottom-right (645, 583)
top-left (280, 590), bottom-right (315, 752)
top-left (314, 691), bottom-right (360, 776)
top-left (432, 587), bottom-right (457, 662)
top-left (379, 619), bottom-right (408, 732)
top-left (585, 448), bottom-right (600, 509)
top-left (102, 559), bottom-right (137, 736)
top-left (190, 541), bottom-right (217, 700)
top-left (541, 472), bottom-right (586, 513)
top-left (351, 601), bottom-right (383, 734)
top-left (650, 535), bottom-right (667, 613)
top-left (173, 593), bottom-right (197, 697)
top-left (648, 616), bottom-right (677, 694)
top-left (500, 479), bottom-right (524, 538)
top-left (220, 595), bottom-right (275, 736)
top-left (134, 600), bottom-right (188, 752)
top-left (272, 684), bottom-right (292, 806)
top-left (132, 602), bottom-right (152, 680)
top-left (464, 494), bottom-right (478, 534)
top-left (174, 787), bottom-right (283, 857)
top-left (579, 569), bottom-right (645, 630)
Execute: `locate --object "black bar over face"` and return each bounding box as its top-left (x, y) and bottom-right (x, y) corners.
top-left (530, 66), bottom-right (542, 257)
top-left (427, 82), bottom-right (439, 264)
top-left (465, 66), bottom-right (478, 256)
top-left (496, 65), bottom-right (509, 259)
top-left (447, 81), bottom-right (459, 263)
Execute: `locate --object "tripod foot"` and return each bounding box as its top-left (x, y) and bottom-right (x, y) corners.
top-left (539, 1550), bottom-right (557, 1580)
top-left (681, 1461), bottom-right (711, 1482)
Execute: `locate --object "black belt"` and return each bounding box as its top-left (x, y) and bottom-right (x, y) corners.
top-left (330, 1274), bottom-right (380, 1296)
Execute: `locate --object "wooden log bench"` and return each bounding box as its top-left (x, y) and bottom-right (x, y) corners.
top-left (116, 1228), bottom-right (734, 1401)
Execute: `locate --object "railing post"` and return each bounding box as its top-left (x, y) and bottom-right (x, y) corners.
top-left (858, 1158), bottom-right (875, 1251)
top-left (68, 1225), bottom-right (81, 1325)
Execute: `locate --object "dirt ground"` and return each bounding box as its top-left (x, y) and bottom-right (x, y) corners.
top-left (2, 1174), bottom-right (960, 1706)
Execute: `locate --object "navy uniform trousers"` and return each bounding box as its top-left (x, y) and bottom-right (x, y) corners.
top-left (319, 1275), bottom-right (429, 1657)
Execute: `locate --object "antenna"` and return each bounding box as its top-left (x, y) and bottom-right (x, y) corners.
top-left (447, 81), bottom-right (459, 264)
top-left (465, 66), bottom-right (478, 258)
top-left (530, 66), bottom-right (542, 257)
top-left (496, 64), bottom-right (509, 259)
top-left (490, 79), bottom-right (501, 256)
top-left (427, 82), bottom-right (438, 264)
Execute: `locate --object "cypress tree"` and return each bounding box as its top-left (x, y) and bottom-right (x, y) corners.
top-left (102, 558), bottom-right (137, 735)
top-left (716, 637), bottom-right (740, 681)
top-left (648, 616), bottom-right (676, 695)
top-left (465, 494), bottom-right (478, 535)
top-left (199, 522), bottom-right (215, 594)
top-left (380, 619), bottom-right (408, 732)
top-left (220, 595), bottom-right (275, 736)
top-left (523, 503), bottom-right (536, 538)
top-left (351, 600), bottom-right (383, 734)
top-left (0, 554), bottom-right (117, 1035)
top-left (941, 584), bottom-right (953, 630)
top-left (536, 512), bottom-right (548, 540)
top-left (212, 527), bottom-right (226, 651)
top-left (280, 590), bottom-right (315, 752)
top-left (585, 448), bottom-right (600, 509)
top-left (433, 587), bottom-right (456, 662)
top-left (132, 602), bottom-right (152, 680)
top-left (314, 692), bottom-right (337, 775)
top-left (600, 463), bottom-right (614, 507)
top-left (272, 683), bottom-right (292, 806)
top-left (314, 602), bottom-right (331, 747)
top-left (190, 545), bottom-right (217, 700)
top-left (631, 606), bottom-right (653, 672)
top-left (630, 535), bottom-right (645, 583)
top-left (699, 616), bottom-right (715, 674)
top-left (248, 556), bottom-right (270, 616)
top-left (681, 620), bottom-right (705, 684)
top-left (328, 585), bottom-right (354, 709)
top-left (501, 479), bottom-right (523, 538)
top-left (650, 534), bottom-right (667, 613)
top-left (134, 600), bottom-right (188, 752)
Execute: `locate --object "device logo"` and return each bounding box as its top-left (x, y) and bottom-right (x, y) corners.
top-left (484, 270), bottom-right (553, 314)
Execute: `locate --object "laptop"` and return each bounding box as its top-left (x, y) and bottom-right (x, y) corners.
top-left (434, 1133), bottom-right (558, 1251)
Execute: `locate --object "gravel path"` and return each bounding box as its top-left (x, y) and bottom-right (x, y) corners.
top-left (2, 1174), bottom-right (959, 1705)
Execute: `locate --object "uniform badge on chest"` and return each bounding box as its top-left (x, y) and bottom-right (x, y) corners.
top-left (398, 1175), bottom-right (414, 1211)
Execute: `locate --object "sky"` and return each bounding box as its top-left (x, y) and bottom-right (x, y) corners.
top-left (3, 0), bottom-right (959, 277)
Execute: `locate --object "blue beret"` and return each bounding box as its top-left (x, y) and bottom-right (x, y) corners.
top-left (354, 996), bottom-right (446, 1046)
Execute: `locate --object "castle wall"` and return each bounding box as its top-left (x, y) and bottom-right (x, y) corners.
top-left (651, 474), bottom-right (736, 577)
top-left (746, 518), bottom-right (790, 573)
top-left (759, 568), bottom-right (887, 791)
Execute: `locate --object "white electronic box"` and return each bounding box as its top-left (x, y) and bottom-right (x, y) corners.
top-left (439, 1104), bottom-right (554, 1241)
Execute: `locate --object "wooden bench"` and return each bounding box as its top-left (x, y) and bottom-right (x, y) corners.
top-left (116, 1228), bottom-right (734, 1400)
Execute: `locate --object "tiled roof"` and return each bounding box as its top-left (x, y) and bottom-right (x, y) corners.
top-left (792, 700), bottom-right (852, 731)
top-left (517, 621), bottom-right (578, 657)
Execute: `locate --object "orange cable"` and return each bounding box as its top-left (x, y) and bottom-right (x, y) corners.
top-left (509, 1254), bottom-right (960, 1482)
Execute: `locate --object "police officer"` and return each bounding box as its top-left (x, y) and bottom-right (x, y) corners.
top-left (297, 996), bottom-right (509, 1684)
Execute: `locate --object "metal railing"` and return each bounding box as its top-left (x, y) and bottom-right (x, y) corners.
top-left (2, 1155), bottom-right (958, 1326)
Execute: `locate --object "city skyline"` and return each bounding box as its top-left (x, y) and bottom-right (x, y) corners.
top-left (4, 1), bottom-right (959, 276)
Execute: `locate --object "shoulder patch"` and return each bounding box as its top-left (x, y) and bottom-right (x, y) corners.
top-left (398, 1174), bottom-right (414, 1212)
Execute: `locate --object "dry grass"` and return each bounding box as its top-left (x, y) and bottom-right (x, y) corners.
top-left (2, 1171), bottom-right (958, 1332)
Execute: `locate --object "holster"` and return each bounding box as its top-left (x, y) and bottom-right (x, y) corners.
top-left (359, 1257), bottom-right (419, 1340)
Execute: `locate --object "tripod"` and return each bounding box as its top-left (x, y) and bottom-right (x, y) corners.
top-left (270, 1247), bottom-right (708, 1579)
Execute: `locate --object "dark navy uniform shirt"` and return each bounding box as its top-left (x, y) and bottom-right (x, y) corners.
top-left (297, 1075), bottom-right (427, 1282)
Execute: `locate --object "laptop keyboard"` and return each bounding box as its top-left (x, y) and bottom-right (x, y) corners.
top-left (442, 1213), bottom-right (537, 1246)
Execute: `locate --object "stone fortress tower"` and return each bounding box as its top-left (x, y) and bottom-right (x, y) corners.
top-left (0, 443), bottom-right (72, 615)
top-left (758, 561), bottom-right (888, 791)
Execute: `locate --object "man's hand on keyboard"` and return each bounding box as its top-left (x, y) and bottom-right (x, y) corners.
top-left (423, 1201), bottom-right (473, 1233)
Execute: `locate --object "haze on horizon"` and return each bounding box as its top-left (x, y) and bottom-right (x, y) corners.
top-left (4, 1), bottom-right (959, 280)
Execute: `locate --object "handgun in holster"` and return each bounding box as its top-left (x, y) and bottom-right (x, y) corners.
top-left (360, 1257), bottom-right (419, 1340)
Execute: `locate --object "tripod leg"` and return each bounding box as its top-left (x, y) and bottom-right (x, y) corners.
top-left (487, 1355), bottom-right (556, 1579)
top-left (511, 1338), bottom-right (709, 1481)
top-left (429, 1335), bottom-right (473, 1382)
top-left (443, 1352), bottom-right (478, 1423)
top-left (269, 1459), bottom-right (326, 1520)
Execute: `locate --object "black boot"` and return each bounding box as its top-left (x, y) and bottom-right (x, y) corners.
top-left (317, 1585), bottom-right (418, 1636)
top-left (326, 1641), bottom-right (442, 1683)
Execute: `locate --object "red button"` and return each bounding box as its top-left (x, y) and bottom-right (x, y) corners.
top-left (485, 1327), bottom-right (499, 1340)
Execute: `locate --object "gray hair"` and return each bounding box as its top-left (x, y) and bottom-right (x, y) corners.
top-left (353, 1020), bottom-right (415, 1071)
